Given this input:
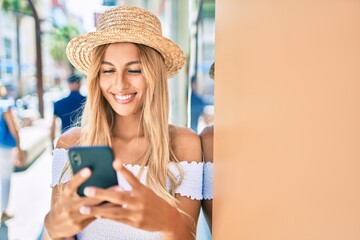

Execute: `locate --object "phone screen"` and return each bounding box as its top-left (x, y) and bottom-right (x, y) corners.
top-left (68, 146), bottom-right (118, 197)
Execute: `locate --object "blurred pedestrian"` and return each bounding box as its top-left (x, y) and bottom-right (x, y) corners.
top-left (0, 84), bottom-right (24, 223)
top-left (0, 223), bottom-right (8, 239)
top-left (50, 74), bottom-right (86, 148)
top-left (190, 76), bottom-right (206, 133)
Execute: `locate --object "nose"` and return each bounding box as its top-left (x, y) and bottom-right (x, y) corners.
top-left (114, 70), bottom-right (129, 90)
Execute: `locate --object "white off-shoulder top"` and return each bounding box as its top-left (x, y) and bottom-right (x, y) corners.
top-left (51, 148), bottom-right (209, 240)
top-left (203, 162), bottom-right (213, 200)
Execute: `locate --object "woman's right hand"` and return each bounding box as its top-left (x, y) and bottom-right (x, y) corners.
top-left (44, 168), bottom-right (103, 239)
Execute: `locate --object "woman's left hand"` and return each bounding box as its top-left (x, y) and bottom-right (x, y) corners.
top-left (78, 160), bottom-right (181, 234)
top-left (14, 148), bottom-right (26, 167)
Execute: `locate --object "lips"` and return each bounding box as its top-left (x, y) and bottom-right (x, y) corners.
top-left (114, 93), bottom-right (137, 104)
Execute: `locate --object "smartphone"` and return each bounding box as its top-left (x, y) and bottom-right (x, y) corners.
top-left (68, 145), bottom-right (118, 197)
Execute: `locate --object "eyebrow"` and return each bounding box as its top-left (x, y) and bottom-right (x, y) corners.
top-left (101, 60), bottom-right (141, 67)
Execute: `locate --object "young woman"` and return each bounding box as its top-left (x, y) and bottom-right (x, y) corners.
top-left (43, 6), bottom-right (203, 240)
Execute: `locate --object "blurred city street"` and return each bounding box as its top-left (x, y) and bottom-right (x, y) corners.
top-left (1, 1), bottom-right (214, 239)
top-left (0, 131), bottom-right (52, 240)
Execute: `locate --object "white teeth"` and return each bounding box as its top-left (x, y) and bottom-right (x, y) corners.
top-left (115, 94), bottom-right (132, 101)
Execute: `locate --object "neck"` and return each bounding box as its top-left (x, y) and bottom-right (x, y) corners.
top-left (113, 113), bottom-right (144, 141)
top-left (111, 113), bottom-right (148, 165)
top-left (69, 84), bottom-right (80, 92)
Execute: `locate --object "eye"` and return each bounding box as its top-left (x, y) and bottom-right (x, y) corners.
top-left (128, 69), bottom-right (142, 74)
top-left (102, 69), bottom-right (115, 74)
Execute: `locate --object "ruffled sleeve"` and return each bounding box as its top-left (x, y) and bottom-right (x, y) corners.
top-left (203, 162), bottom-right (213, 200)
top-left (51, 148), bottom-right (71, 187)
top-left (0, 99), bottom-right (15, 112)
top-left (168, 161), bottom-right (203, 200)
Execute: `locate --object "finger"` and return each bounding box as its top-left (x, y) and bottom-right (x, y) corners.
top-left (113, 160), bottom-right (141, 189)
top-left (108, 185), bottom-right (124, 191)
top-left (80, 196), bottom-right (105, 206)
top-left (82, 218), bottom-right (97, 228)
top-left (71, 212), bottom-right (96, 226)
top-left (80, 204), bottom-right (133, 220)
top-left (63, 168), bottom-right (91, 196)
top-left (82, 186), bottom-right (134, 206)
top-left (78, 203), bottom-right (136, 229)
top-left (60, 193), bottom-right (103, 214)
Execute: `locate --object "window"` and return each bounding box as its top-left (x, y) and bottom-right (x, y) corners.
top-left (4, 38), bottom-right (11, 59)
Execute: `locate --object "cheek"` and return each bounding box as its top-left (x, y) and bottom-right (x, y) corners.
top-left (136, 78), bottom-right (148, 94)
top-left (99, 79), bottom-right (111, 99)
top-left (138, 84), bottom-right (148, 101)
top-left (99, 77), bottom-right (112, 92)
top-left (99, 77), bottom-right (106, 89)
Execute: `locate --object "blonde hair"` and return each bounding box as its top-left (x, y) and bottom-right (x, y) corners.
top-left (75, 43), bottom-right (182, 206)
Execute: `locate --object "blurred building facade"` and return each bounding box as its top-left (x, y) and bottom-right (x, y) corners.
top-left (1, 0), bottom-right (214, 127)
top-left (0, 0), bottom-right (48, 98)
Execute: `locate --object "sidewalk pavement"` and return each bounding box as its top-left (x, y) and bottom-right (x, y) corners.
top-left (0, 118), bottom-right (53, 240)
top-left (3, 147), bottom-right (52, 240)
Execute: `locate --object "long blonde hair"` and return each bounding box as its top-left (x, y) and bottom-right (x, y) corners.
top-left (79, 43), bottom-right (182, 206)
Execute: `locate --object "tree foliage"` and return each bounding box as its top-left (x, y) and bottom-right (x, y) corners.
top-left (2, 0), bottom-right (33, 15)
top-left (3, 0), bottom-right (80, 71)
top-left (50, 24), bottom-right (79, 63)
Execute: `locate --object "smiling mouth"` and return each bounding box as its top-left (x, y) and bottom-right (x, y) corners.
top-left (114, 93), bottom-right (137, 103)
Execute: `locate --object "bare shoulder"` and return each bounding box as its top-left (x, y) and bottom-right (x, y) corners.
top-left (55, 127), bottom-right (81, 149)
top-left (169, 125), bottom-right (202, 163)
top-left (200, 125), bottom-right (214, 163)
top-left (169, 125), bottom-right (200, 145)
top-left (200, 125), bottom-right (214, 142)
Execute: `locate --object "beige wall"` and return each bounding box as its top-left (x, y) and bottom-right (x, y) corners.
top-left (214, 0), bottom-right (360, 239)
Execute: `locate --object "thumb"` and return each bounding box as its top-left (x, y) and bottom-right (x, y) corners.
top-left (112, 159), bottom-right (123, 172)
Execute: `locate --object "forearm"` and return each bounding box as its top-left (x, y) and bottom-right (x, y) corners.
top-left (43, 213), bottom-right (61, 240)
top-left (162, 208), bottom-right (196, 240)
top-left (13, 132), bottom-right (22, 157)
top-left (50, 125), bottom-right (55, 144)
top-left (43, 212), bottom-right (76, 240)
top-left (42, 226), bottom-right (75, 240)
top-left (42, 230), bottom-right (74, 240)
top-left (15, 133), bottom-right (21, 150)
top-left (162, 227), bottom-right (195, 240)
top-left (50, 117), bottom-right (57, 148)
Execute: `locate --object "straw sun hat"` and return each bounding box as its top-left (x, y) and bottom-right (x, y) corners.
top-left (66, 6), bottom-right (185, 78)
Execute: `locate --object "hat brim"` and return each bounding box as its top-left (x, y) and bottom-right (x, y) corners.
top-left (66, 28), bottom-right (185, 78)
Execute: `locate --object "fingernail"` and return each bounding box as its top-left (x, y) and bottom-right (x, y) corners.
top-left (79, 206), bottom-right (91, 215)
top-left (80, 168), bottom-right (91, 177)
top-left (84, 187), bottom-right (95, 197)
